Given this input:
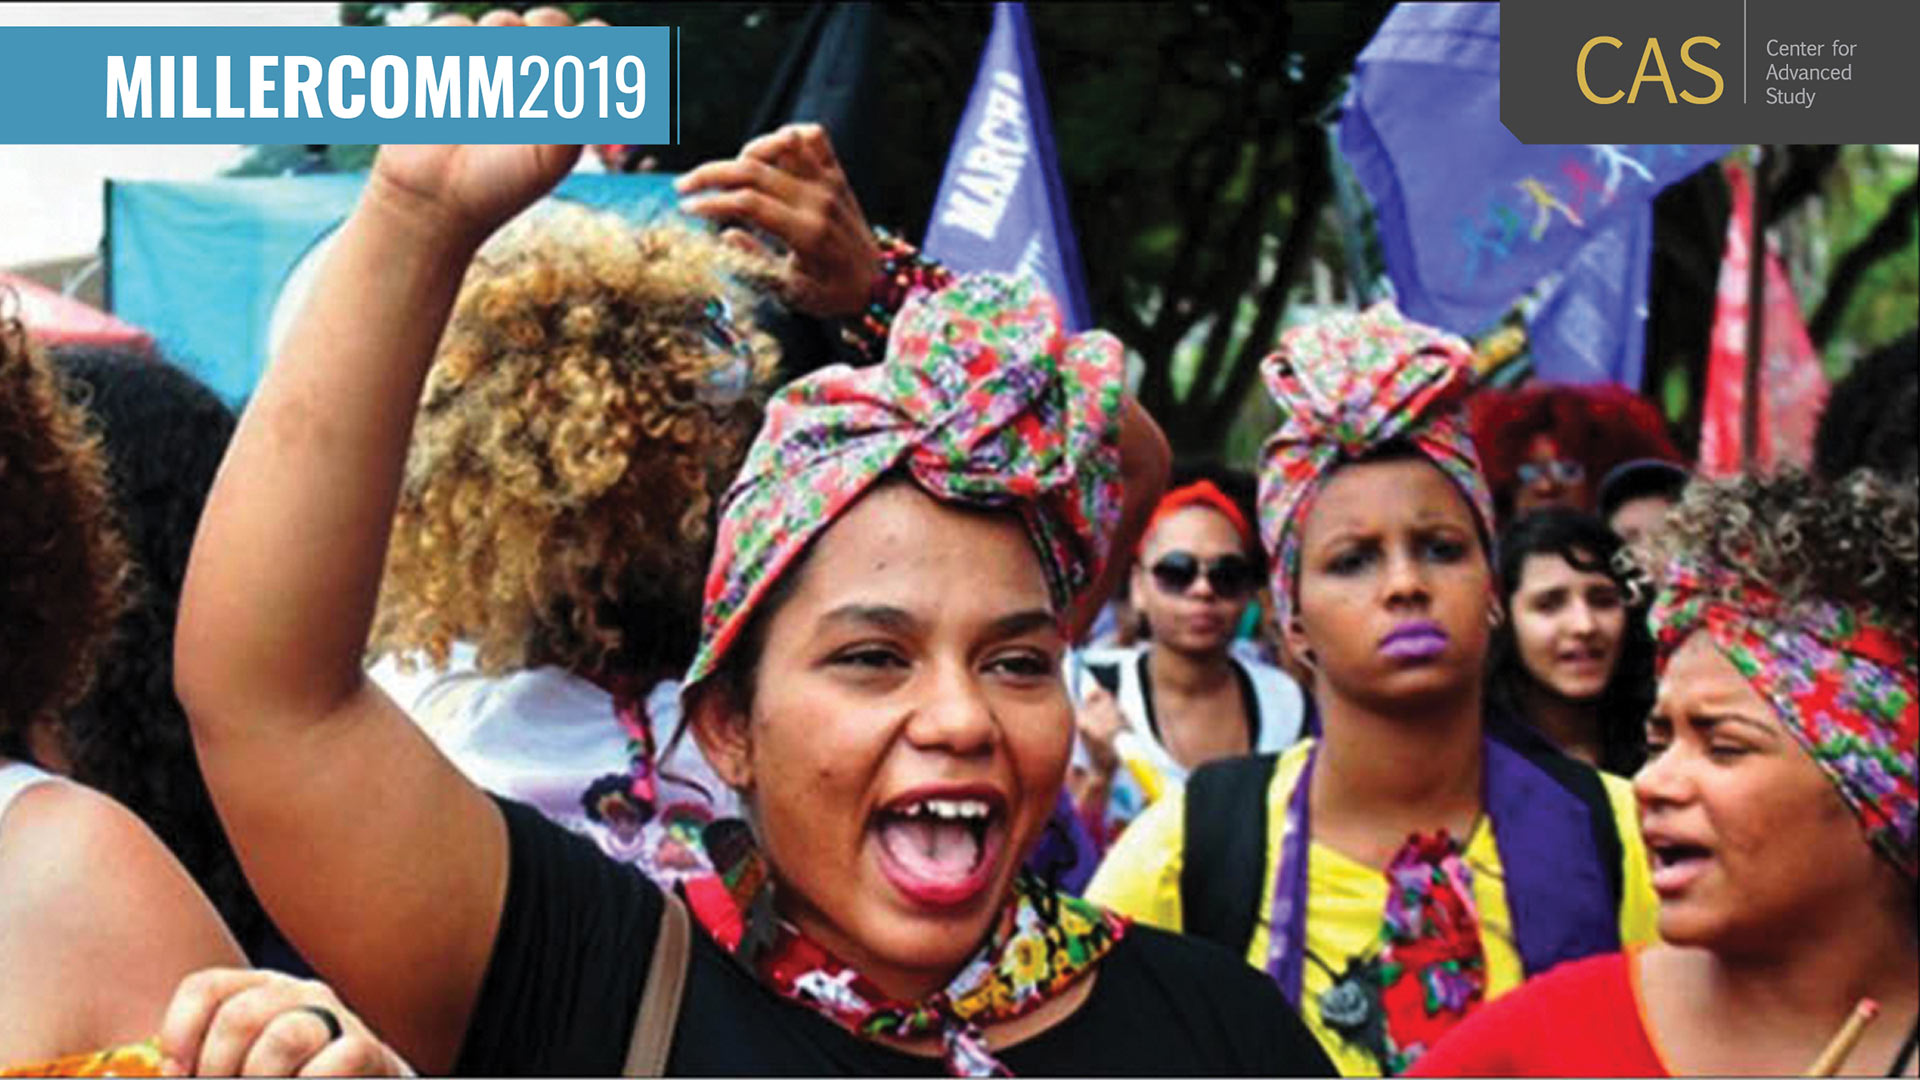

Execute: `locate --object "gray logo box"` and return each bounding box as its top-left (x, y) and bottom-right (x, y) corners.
top-left (1502, 0), bottom-right (1918, 143)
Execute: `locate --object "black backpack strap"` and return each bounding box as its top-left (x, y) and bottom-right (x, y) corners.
top-left (1487, 715), bottom-right (1625, 912)
top-left (1083, 659), bottom-right (1123, 698)
top-left (1179, 753), bottom-right (1280, 954)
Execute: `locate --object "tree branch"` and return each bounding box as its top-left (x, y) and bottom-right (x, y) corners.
top-left (1200, 121), bottom-right (1332, 437)
top-left (1808, 179), bottom-right (1919, 348)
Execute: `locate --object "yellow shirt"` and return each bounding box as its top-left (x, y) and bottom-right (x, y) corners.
top-left (1087, 740), bottom-right (1659, 1077)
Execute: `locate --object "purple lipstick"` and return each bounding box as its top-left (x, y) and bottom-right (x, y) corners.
top-left (1379, 620), bottom-right (1449, 662)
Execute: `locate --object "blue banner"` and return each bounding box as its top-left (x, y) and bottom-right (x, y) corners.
top-left (108, 174), bottom-right (681, 404)
top-left (1525, 210), bottom-right (1654, 386)
top-left (923, 3), bottom-right (1091, 331)
top-left (1337, 2), bottom-right (1725, 384)
top-left (0, 27), bottom-right (672, 144)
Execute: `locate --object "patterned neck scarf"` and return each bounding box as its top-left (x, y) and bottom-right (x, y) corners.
top-left (684, 821), bottom-right (1128, 1077)
top-left (683, 272), bottom-right (1125, 689)
top-left (1254, 303), bottom-right (1494, 627)
top-left (1270, 748), bottom-right (1492, 1076)
top-left (1650, 555), bottom-right (1918, 880)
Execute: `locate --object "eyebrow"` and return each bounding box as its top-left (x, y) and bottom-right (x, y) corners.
top-left (815, 604), bottom-right (1059, 641)
top-left (818, 604), bottom-right (921, 635)
top-left (986, 609), bottom-right (1062, 641)
top-left (1647, 700), bottom-right (1783, 739)
top-left (1694, 712), bottom-right (1783, 739)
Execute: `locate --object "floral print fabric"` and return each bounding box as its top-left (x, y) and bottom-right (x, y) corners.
top-left (1370, 831), bottom-right (1488, 1073)
top-left (2, 1038), bottom-right (163, 1077)
top-left (684, 272), bottom-right (1126, 689)
top-left (1650, 554), bottom-right (1918, 880)
top-left (684, 827), bottom-right (1128, 1077)
top-left (1254, 303), bottom-right (1494, 627)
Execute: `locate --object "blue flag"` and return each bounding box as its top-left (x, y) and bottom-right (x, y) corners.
top-left (1525, 210), bottom-right (1654, 386)
top-left (923, 2), bottom-right (1091, 331)
top-left (107, 174), bottom-right (680, 404)
top-left (1337, 2), bottom-right (1724, 385)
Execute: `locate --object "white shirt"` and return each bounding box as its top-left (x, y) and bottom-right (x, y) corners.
top-left (1068, 645), bottom-right (1306, 836)
top-left (0, 759), bottom-right (61, 828)
top-left (369, 644), bottom-right (739, 883)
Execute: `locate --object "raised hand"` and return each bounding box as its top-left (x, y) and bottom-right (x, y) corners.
top-left (367, 144), bottom-right (581, 246)
top-left (374, 6), bottom-right (612, 242)
top-left (1075, 684), bottom-right (1128, 778)
top-left (675, 123), bottom-right (882, 317)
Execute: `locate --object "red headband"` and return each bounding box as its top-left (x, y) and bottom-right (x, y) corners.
top-left (1140, 480), bottom-right (1254, 555)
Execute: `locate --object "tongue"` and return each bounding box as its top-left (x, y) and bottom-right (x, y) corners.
top-left (878, 817), bottom-right (982, 882)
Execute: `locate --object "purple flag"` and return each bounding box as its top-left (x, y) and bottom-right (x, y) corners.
top-left (923, 2), bottom-right (1092, 331)
top-left (1525, 210), bottom-right (1654, 386)
top-left (1338, 2), bottom-right (1724, 384)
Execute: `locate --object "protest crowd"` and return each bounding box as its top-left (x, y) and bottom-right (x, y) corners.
top-left (1, 5), bottom-right (1915, 1079)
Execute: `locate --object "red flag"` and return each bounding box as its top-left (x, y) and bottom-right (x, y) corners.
top-left (0, 271), bottom-right (154, 355)
top-left (1698, 163), bottom-right (1828, 474)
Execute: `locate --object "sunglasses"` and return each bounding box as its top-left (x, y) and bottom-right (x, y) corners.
top-left (1149, 552), bottom-right (1261, 599)
top-left (1517, 459), bottom-right (1586, 487)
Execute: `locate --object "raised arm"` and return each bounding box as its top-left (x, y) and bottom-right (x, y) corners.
top-left (173, 145), bottom-right (579, 1073)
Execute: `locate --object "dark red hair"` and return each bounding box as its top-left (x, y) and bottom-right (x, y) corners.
top-left (1468, 383), bottom-right (1682, 519)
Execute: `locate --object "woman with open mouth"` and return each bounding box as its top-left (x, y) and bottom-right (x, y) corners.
top-left (174, 135), bottom-right (1334, 1076)
top-left (1412, 470), bottom-right (1918, 1077)
top-left (1088, 305), bottom-right (1659, 1076)
top-left (1484, 508), bottom-right (1653, 776)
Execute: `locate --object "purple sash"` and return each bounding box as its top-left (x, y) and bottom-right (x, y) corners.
top-left (1262, 734), bottom-right (1620, 1004)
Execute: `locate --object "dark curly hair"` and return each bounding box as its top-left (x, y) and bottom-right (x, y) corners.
top-left (0, 298), bottom-right (128, 757)
top-left (1488, 509), bottom-right (1652, 775)
top-left (1468, 383), bottom-right (1682, 524)
top-left (1637, 468), bottom-right (1917, 647)
top-left (1815, 330), bottom-right (1917, 483)
top-left (46, 344), bottom-right (289, 962)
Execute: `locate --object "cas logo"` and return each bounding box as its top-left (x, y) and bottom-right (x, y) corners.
top-left (1576, 35), bottom-right (1725, 104)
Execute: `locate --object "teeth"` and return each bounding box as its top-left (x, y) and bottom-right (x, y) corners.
top-left (897, 798), bottom-right (992, 821)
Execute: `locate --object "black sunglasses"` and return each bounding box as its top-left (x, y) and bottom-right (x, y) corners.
top-left (1148, 551), bottom-right (1261, 599)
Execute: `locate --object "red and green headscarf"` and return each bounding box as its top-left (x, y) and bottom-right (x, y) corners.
top-left (1255, 303), bottom-right (1496, 628)
top-left (683, 272), bottom-right (1126, 692)
top-left (1650, 554), bottom-right (1918, 881)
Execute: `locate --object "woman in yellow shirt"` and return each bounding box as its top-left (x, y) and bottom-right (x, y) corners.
top-left (1089, 304), bottom-right (1657, 1076)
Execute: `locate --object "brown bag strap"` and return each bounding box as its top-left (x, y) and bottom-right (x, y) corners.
top-left (623, 889), bottom-right (691, 1076)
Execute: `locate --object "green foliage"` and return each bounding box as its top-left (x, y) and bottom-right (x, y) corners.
top-left (269, 6), bottom-right (1911, 465)
top-left (306, 1), bottom-right (1391, 458)
top-left (1813, 145), bottom-right (1918, 373)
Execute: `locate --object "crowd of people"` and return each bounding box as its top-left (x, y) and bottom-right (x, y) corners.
top-left (1, 23), bottom-right (1916, 1078)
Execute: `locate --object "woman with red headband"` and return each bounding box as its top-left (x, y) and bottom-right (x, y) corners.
top-left (175, 138), bottom-right (1336, 1075)
top-left (1414, 470), bottom-right (1917, 1076)
top-left (1070, 478), bottom-right (1307, 846)
top-left (1089, 304), bottom-right (1657, 1076)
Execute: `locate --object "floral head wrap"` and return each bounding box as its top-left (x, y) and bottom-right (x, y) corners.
top-left (1255, 302), bottom-right (1495, 627)
top-left (683, 272), bottom-right (1125, 691)
top-left (1650, 556), bottom-right (1918, 881)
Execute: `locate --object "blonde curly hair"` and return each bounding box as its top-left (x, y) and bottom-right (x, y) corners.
top-left (0, 296), bottom-right (129, 748)
top-left (1633, 468), bottom-right (1917, 642)
top-left (370, 207), bottom-right (780, 682)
